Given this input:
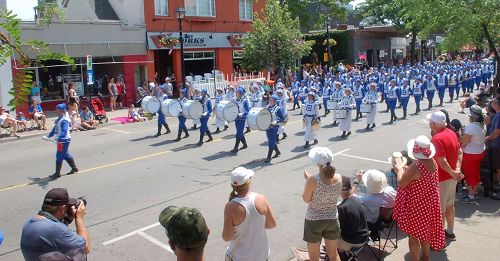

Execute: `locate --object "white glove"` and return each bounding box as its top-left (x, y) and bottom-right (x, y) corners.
top-left (238, 113), bottom-right (243, 117)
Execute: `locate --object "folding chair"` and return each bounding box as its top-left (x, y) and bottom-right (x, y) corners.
top-left (375, 207), bottom-right (398, 258)
top-left (0, 124), bottom-right (13, 138)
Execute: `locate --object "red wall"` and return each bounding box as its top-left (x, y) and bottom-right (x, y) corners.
top-left (123, 55), bottom-right (150, 106)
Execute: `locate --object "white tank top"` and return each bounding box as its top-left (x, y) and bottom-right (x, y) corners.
top-left (227, 192), bottom-right (270, 261)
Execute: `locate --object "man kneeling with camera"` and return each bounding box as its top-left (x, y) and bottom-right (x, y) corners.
top-left (20, 188), bottom-right (90, 261)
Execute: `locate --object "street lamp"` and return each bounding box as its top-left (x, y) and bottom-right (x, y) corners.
top-left (325, 17), bottom-right (332, 71)
top-left (176, 7), bottom-right (186, 91)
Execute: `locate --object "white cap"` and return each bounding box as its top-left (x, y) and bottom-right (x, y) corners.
top-left (308, 147), bottom-right (334, 166)
top-left (426, 111), bottom-right (446, 125)
top-left (231, 167), bottom-right (254, 186)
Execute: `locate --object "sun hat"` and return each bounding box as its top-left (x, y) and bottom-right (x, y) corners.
top-left (388, 151), bottom-right (408, 167)
top-left (465, 105), bottom-right (483, 117)
top-left (159, 206), bottom-right (209, 250)
top-left (362, 170), bottom-right (388, 194)
top-left (407, 135), bottom-right (436, 160)
top-left (308, 147), bottom-right (334, 166)
top-left (231, 167), bottom-right (254, 186)
top-left (426, 111), bottom-right (447, 125)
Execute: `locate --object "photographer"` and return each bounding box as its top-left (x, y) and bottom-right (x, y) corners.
top-left (20, 188), bottom-right (90, 261)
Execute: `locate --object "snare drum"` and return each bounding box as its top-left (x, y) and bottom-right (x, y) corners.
top-left (141, 96), bottom-right (161, 114)
top-left (216, 100), bottom-right (239, 122)
top-left (327, 100), bottom-right (339, 110)
top-left (360, 103), bottom-right (372, 113)
top-left (182, 100), bottom-right (203, 119)
top-left (247, 107), bottom-right (272, 131)
top-left (161, 99), bottom-right (182, 117)
top-left (335, 109), bottom-right (347, 119)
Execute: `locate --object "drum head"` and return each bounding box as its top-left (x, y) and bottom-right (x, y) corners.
top-left (162, 99), bottom-right (181, 117)
top-left (183, 100), bottom-right (203, 119)
top-left (256, 109), bottom-right (272, 130)
top-left (222, 102), bottom-right (239, 122)
top-left (142, 96), bottom-right (160, 114)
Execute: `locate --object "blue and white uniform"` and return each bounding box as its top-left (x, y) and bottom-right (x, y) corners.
top-left (411, 80), bottom-right (423, 113)
top-left (397, 82), bottom-right (411, 116)
top-left (363, 86), bottom-right (378, 126)
top-left (48, 113), bottom-right (73, 164)
top-left (424, 76), bottom-right (437, 108)
top-left (267, 103), bottom-right (285, 149)
top-left (386, 81), bottom-right (399, 122)
top-left (199, 93), bottom-right (213, 139)
top-left (330, 84), bottom-right (343, 123)
top-left (435, 72), bottom-right (448, 104)
top-left (234, 92), bottom-right (250, 141)
top-left (214, 90), bottom-right (228, 130)
top-left (339, 90), bottom-right (356, 133)
top-left (303, 94), bottom-right (320, 143)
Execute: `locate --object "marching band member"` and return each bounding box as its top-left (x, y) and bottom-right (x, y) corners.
top-left (190, 88), bottom-right (202, 130)
top-left (197, 89), bottom-right (214, 146)
top-left (424, 74), bottom-right (437, 110)
top-left (353, 79), bottom-right (365, 120)
top-left (174, 89), bottom-right (190, 142)
top-left (363, 83), bottom-right (378, 130)
top-left (265, 95), bottom-right (285, 163)
top-left (152, 83), bottom-right (171, 137)
top-left (226, 84), bottom-right (236, 101)
top-left (276, 89), bottom-right (288, 140)
top-left (339, 88), bottom-right (356, 138)
top-left (303, 92), bottom-right (320, 149)
top-left (292, 78), bottom-right (302, 110)
top-left (448, 70), bottom-right (457, 102)
top-left (214, 88), bottom-right (229, 133)
top-left (411, 77), bottom-right (424, 114)
top-left (398, 79), bottom-right (411, 119)
top-left (250, 85), bottom-right (262, 108)
top-left (47, 103), bottom-right (78, 179)
top-left (383, 76), bottom-right (391, 112)
top-left (231, 87), bottom-right (250, 153)
top-left (330, 81), bottom-right (343, 126)
top-left (320, 82), bottom-right (332, 116)
top-left (434, 68), bottom-right (448, 106)
top-left (387, 79), bottom-right (399, 123)
top-left (474, 64), bottom-right (482, 89)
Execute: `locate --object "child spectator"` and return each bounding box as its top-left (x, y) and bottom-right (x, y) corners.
top-left (16, 112), bottom-right (28, 132)
top-left (128, 104), bottom-right (146, 122)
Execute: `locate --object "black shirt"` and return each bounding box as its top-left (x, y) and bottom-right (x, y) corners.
top-left (337, 196), bottom-right (370, 244)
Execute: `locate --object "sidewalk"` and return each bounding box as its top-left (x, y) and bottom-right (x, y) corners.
top-left (0, 108), bottom-right (130, 143)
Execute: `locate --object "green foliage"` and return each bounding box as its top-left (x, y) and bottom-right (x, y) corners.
top-left (279, 0), bottom-right (351, 30)
top-left (242, 0), bottom-right (313, 74)
top-left (35, 0), bottom-right (65, 26)
top-left (303, 31), bottom-right (348, 63)
top-left (0, 4), bottom-right (73, 110)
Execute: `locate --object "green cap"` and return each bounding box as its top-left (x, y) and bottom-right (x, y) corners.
top-left (159, 206), bottom-right (209, 250)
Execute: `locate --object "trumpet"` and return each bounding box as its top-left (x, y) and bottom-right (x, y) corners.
top-left (437, 55), bottom-right (446, 64)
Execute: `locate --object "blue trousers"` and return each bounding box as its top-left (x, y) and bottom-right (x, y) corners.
top-left (437, 87), bottom-right (446, 101)
top-left (427, 90), bottom-right (435, 105)
top-left (157, 110), bottom-right (166, 127)
top-left (200, 116), bottom-right (209, 134)
top-left (400, 98), bottom-right (409, 110)
top-left (178, 115), bottom-right (186, 130)
top-left (449, 85), bottom-right (456, 98)
top-left (414, 95), bottom-right (421, 106)
top-left (355, 99), bottom-right (362, 110)
top-left (56, 142), bottom-right (73, 164)
top-left (323, 98), bottom-right (329, 111)
top-left (235, 118), bottom-right (246, 140)
top-left (266, 126), bottom-right (279, 148)
top-left (475, 77), bottom-right (481, 88)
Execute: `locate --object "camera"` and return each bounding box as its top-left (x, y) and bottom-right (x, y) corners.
top-left (64, 196), bottom-right (87, 225)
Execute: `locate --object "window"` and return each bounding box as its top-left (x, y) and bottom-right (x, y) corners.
top-left (239, 0), bottom-right (252, 20)
top-left (154, 0), bottom-right (168, 16)
top-left (183, 51), bottom-right (215, 61)
top-left (185, 0), bottom-right (215, 17)
top-left (233, 50), bottom-right (244, 59)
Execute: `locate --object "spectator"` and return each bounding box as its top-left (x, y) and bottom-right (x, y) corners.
top-left (29, 99), bottom-right (47, 130)
top-left (475, 84), bottom-right (489, 107)
top-left (16, 112), bottom-right (28, 132)
top-left (485, 98), bottom-right (500, 188)
top-left (163, 77), bottom-right (174, 98)
top-left (108, 77), bottom-right (118, 111)
top-left (116, 78), bottom-right (125, 109)
top-left (0, 106), bottom-right (20, 137)
top-left (351, 169), bottom-right (397, 241)
top-left (31, 81), bottom-right (42, 104)
top-left (20, 188), bottom-right (90, 260)
top-left (337, 176), bottom-right (370, 253)
top-left (393, 135), bottom-right (445, 261)
top-left (459, 93), bottom-right (475, 113)
top-left (461, 105), bottom-right (486, 203)
top-left (223, 167), bottom-right (276, 261)
top-left (159, 206), bottom-right (209, 261)
top-left (128, 104), bottom-right (146, 122)
top-left (79, 106), bottom-right (98, 130)
top-left (302, 147), bottom-right (341, 261)
top-left (428, 111), bottom-right (463, 241)
top-left (67, 82), bottom-right (79, 114)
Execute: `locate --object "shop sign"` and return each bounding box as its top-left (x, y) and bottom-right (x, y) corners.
top-left (147, 32), bottom-right (247, 50)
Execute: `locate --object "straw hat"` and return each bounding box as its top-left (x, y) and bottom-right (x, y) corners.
top-left (388, 152), bottom-right (408, 167)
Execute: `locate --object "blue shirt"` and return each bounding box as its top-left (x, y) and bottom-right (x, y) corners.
top-left (28, 105), bottom-right (43, 114)
top-left (490, 112), bottom-right (500, 149)
top-left (20, 217), bottom-right (86, 261)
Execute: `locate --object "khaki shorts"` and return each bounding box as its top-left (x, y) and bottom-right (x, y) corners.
top-left (338, 237), bottom-right (366, 251)
top-left (303, 219), bottom-right (340, 243)
top-left (439, 179), bottom-right (457, 212)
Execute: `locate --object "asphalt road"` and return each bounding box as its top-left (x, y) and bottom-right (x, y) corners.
top-left (0, 99), bottom-right (499, 261)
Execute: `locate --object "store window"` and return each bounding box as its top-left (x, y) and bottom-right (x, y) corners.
top-left (185, 0), bottom-right (215, 17)
top-left (239, 0), bottom-right (252, 21)
top-left (155, 0), bottom-right (168, 16)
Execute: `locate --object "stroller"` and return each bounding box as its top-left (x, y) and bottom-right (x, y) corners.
top-left (89, 97), bottom-right (108, 123)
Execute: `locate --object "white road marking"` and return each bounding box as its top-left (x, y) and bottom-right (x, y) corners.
top-left (137, 231), bottom-right (174, 254)
top-left (338, 153), bottom-right (391, 165)
top-left (407, 119), bottom-right (428, 126)
top-left (101, 127), bottom-right (133, 134)
top-left (333, 148), bottom-right (350, 156)
top-left (102, 222), bottom-right (160, 245)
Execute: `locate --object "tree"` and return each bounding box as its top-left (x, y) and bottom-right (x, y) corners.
top-left (402, 0), bottom-right (499, 93)
top-left (278, 0), bottom-right (350, 31)
top-left (0, 1), bottom-right (73, 109)
top-left (242, 0), bottom-right (313, 78)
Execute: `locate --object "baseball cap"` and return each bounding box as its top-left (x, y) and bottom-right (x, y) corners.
top-left (159, 206), bottom-right (209, 250)
top-left (426, 111), bottom-right (446, 125)
top-left (231, 167), bottom-right (254, 186)
top-left (465, 105), bottom-right (483, 117)
top-left (43, 188), bottom-right (77, 206)
top-left (55, 103), bottom-right (67, 111)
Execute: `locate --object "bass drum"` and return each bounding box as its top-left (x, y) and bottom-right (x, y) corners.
top-left (360, 103), bottom-right (372, 113)
top-left (216, 100), bottom-right (239, 122)
top-left (335, 109), bottom-right (347, 119)
top-left (182, 100), bottom-right (203, 119)
top-left (141, 96), bottom-right (161, 114)
top-left (161, 99), bottom-right (182, 117)
top-left (247, 107), bottom-right (272, 131)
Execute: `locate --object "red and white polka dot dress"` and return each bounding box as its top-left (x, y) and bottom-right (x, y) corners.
top-left (394, 160), bottom-right (445, 250)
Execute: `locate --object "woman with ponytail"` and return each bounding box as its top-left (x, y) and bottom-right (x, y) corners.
top-left (223, 167), bottom-right (276, 261)
top-left (302, 147), bottom-right (342, 261)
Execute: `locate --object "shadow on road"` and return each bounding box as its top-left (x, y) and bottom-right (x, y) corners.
top-left (203, 151), bottom-right (237, 161)
top-left (129, 135), bottom-right (156, 142)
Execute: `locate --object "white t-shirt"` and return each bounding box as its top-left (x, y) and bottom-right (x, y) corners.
top-left (0, 113), bottom-right (7, 125)
top-left (463, 122), bottom-right (485, 154)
